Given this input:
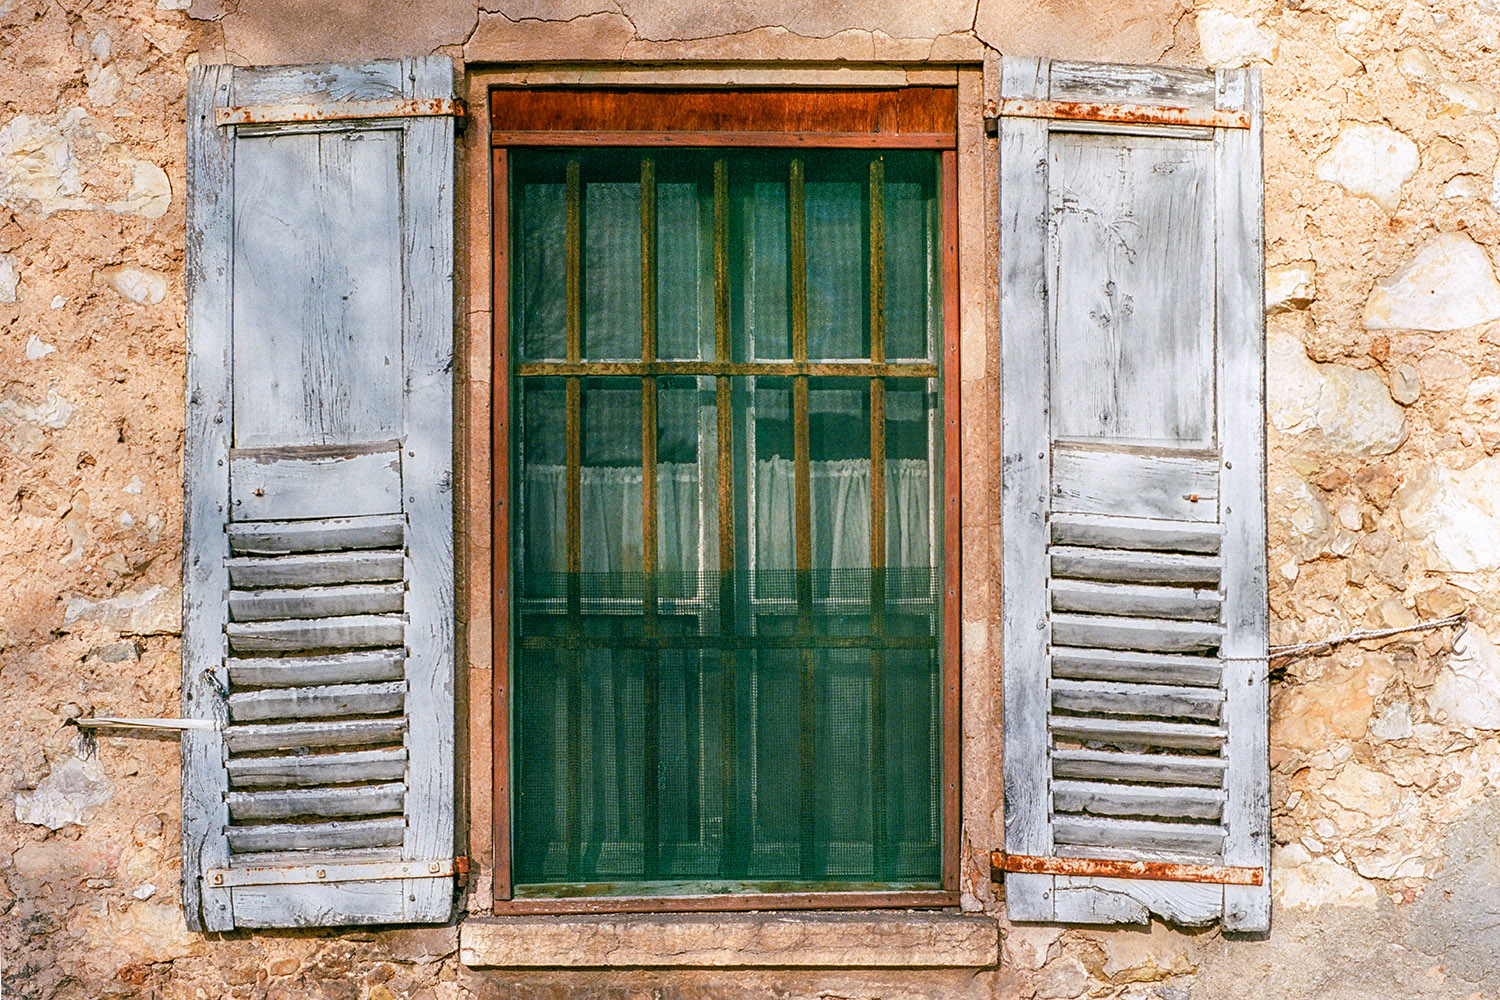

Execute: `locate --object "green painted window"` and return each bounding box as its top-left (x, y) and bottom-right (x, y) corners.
top-left (510, 148), bottom-right (945, 894)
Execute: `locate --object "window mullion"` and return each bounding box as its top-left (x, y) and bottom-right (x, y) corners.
top-left (563, 158), bottom-right (584, 876)
top-left (640, 155), bottom-right (661, 879)
top-left (868, 156), bottom-right (890, 879)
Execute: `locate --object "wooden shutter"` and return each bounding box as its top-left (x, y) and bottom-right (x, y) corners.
top-left (997, 58), bottom-right (1269, 930)
top-left (182, 59), bottom-right (457, 930)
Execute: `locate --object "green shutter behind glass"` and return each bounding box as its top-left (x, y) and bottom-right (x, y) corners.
top-left (183, 59), bottom-right (455, 930)
top-left (998, 58), bottom-right (1270, 930)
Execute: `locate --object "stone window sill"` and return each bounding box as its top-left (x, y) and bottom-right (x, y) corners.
top-left (459, 910), bottom-right (999, 968)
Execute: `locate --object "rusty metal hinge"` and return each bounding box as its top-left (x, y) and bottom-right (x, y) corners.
top-left (215, 97), bottom-right (467, 128)
top-left (993, 99), bottom-right (1250, 131)
top-left (993, 851), bottom-right (1263, 886)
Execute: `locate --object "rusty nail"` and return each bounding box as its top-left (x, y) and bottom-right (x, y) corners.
top-left (212, 873), bottom-right (223, 885)
top-left (316, 869), bottom-right (327, 879)
top-left (429, 862), bottom-right (441, 874)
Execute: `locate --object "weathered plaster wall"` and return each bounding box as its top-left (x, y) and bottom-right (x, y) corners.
top-left (6, 0), bottom-right (1500, 998)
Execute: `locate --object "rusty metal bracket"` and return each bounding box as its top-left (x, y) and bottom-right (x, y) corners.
top-left (995, 99), bottom-right (1250, 130)
top-left (215, 98), bottom-right (467, 128)
top-left (993, 851), bottom-right (1263, 886)
top-left (207, 857), bottom-right (459, 888)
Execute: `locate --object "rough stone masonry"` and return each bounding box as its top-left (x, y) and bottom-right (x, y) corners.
top-left (7, 0), bottom-right (1500, 997)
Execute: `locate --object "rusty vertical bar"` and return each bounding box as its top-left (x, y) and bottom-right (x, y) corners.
top-left (712, 156), bottom-right (741, 875)
top-left (564, 156), bottom-right (584, 877)
top-left (639, 155), bottom-right (661, 879)
top-left (940, 149), bottom-right (963, 891)
top-left (789, 156), bottom-right (818, 879)
top-left (867, 156), bottom-right (890, 878)
top-left (491, 147), bottom-right (514, 902)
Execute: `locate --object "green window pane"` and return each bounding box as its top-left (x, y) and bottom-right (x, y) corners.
top-left (510, 147), bottom-right (943, 892)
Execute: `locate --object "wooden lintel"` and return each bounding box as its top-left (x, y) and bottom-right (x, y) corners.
top-left (216, 98), bottom-right (466, 127)
top-left (992, 851), bottom-right (1264, 886)
top-left (997, 99), bottom-right (1250, 130)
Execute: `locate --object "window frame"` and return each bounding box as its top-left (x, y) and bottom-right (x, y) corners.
top-left (488, 85), bottom-right (963, 915)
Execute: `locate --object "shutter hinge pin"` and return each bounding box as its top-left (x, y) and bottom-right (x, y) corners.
top-left (454, 856), bottom-right (471, 887)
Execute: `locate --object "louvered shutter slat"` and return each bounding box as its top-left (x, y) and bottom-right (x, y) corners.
top-left (999, 57), bottom-right (1269, 930)
top-left (182, 58), bottom-right (455, 931)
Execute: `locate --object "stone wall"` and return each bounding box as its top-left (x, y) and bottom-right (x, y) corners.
top-left (6, 0), bottom-right (1500, 997)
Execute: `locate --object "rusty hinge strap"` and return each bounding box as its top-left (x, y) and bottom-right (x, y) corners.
top-left (215, 98), bottom-right (467, 128)
top-left (996, 99), bottom-right (1250, 130)
top-left (207, 857), bottom-right (459, 888)
top-left (993, 851), bottom-right (1263, 886)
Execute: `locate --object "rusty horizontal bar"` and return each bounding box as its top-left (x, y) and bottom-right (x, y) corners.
top-left (997, 99), bottom-right (1249, 130)
top-left (514, 361), bottom-right (938, 379)
top-left (216, 98), bottom-right (466, 127)
top-left (494, 889), bottom-right (960, 915)
top-left (993, 852), bottom-right (1263, 886)
top-left (208, 857), bottom-right (459, 888)
top-left (518, 633), bottom-right (938, 652)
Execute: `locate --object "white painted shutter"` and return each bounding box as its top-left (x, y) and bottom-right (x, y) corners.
top-left (997, 58), bottom-right (1269, 930)
top-left (183, 59), bottom-right (456, 930)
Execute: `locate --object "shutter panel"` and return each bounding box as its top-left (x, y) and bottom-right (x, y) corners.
top-left (997, 58), bottom-right (1269, 930)
top-left (183, 59), bottom-right (456, 930)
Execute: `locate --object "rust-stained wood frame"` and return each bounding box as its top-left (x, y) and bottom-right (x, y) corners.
top-left (491, 85), bottom-right (961, 914)
top-left (993, 852), bottom-right (1264, 887)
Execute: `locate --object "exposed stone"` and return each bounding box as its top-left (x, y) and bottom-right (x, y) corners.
top-left (1314, 123), bottom-right (1420, 213)
top-left (1272, 665), bottom-right (1373, 751)
top-left (0, 110), bottom-right (88, 214)
top-left (106, 159), bottom-right (171, 219)
top-left (1323, 762), bottom-right (1400, 818)
top-left (1415, 583), bottom-right (1468, 619)
top-left (85, 640), bottom-right (142, 662)
top-left (1002, 924), bottom-right (1063, 969)
top-left (1267, 330), bottom-right (1408, 456)
top-left (1271, 477), bottom-right (1339, 560)
top-left (1275, 857), bottom-right (1379, 909)
top-left (1428, 626), bottom-right (1500, 729)
top-left (132, 882), bottom-right (157, 900)
top-left (0, 251), bottom-right (16, 302)
top-left (73, 902), bottom-right (205, 968)
top-left (383, 926), bottom-right (459, 963)
top-left (101, 265), bottom-right (166, 305)
top-left (24, 334), bottom-right (54, 360)
top-left (62, 584), bottom-right (181, 636)
top-left (1438, 80), bottom-right (1498, 115)
top-left (1443, 174), bottom-right (1487, 199)
top-left (1035, 955), bottom-right (1090, 999)
top-left (1266, 262), bottom-right (1315, 313)
top-left (1195, 9), bottom-right (1277, 67)
top-left (1391, 363), bottom-right (1420, 405)
top-left (14, 756), bottom-right (114, 829)
top-left (1364, 233), bottom-right (1500, 332)
top-left (1398, 458), bottom-right (1500, 572)
top-left (0, 388), bottom-right (75, 434)
top-left (1371, 702), bottom-right (1414, 742)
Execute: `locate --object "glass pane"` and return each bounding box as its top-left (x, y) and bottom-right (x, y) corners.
top-left (513, 175), bottom-right (566, 361)
top-left (511, 147), bottom-right (943, 891)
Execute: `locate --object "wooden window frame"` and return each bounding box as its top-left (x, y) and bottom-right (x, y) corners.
top-left (489, 86), bottom-right (962, 914)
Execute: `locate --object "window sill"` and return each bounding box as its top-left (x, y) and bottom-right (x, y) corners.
top-left (459, 910), bottom-right (999, 968)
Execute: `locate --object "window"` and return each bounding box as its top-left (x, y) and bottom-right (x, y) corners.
top-left (491, 89), bottom-right (962, 907)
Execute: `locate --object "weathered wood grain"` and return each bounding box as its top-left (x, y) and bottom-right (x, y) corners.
top-left (227, 551), bottom-right (403, 588)
top-left (1051, 748), bottom-right (1226, 787)
top-left (1050, 613), bottom-right (1223, 653)
top-left (225, 717), bottom-right (406, 753)
top-left (228, 650), bottom-right (405, 688)
top-left (228, 782), bottom-right (406, 821)
top-left (1053, 816), bottom-right (1226, 856)
top-left (228, 681), bottom-right (405, 722)
top-left (1050, 647), bottom-right (1222, 687)
top-left (227, 748), bottom-right (408, 788)
top-left (1053, 876), bottom-right (1223, 926)
top-left (1049, 579), bottom-right (1220, 620)
top-left (226, 615), bottom-right (404, 653)
top-left (998, 53), bottom-right (1057, 924)
top-left (1050, 678), bottom-right (1224, 720)
top-left (1051, 449), bottom-right (1219, 522)
top-left (229, 449), bottom-right (402, 521)
top-left (1049, 715), bottom-right (1227, 750)
top-left (1052, 780), bottom-right (1226, 821)
top-left (1216, 66), bottom-right (1272, 933)
top-left (1050, 513), bottom-right (1222, 553)
top-left (1049, 61), bottom-right (1217, 110)
top-left (225, 816), bottom-right (405, 853)
top-left (1050, 547), bottom-right (1222, 586)
top-left (183, 60), bottom-right (236, 934)
top-left (228, 582), bottom-right (404, 622)
top-left (229, 62), bottom-right (405, 107)
top-left (229, 514), bottom-right (404, 555)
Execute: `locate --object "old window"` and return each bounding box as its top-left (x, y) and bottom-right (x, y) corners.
top-left (491, 89), bottom-right (962, 908)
